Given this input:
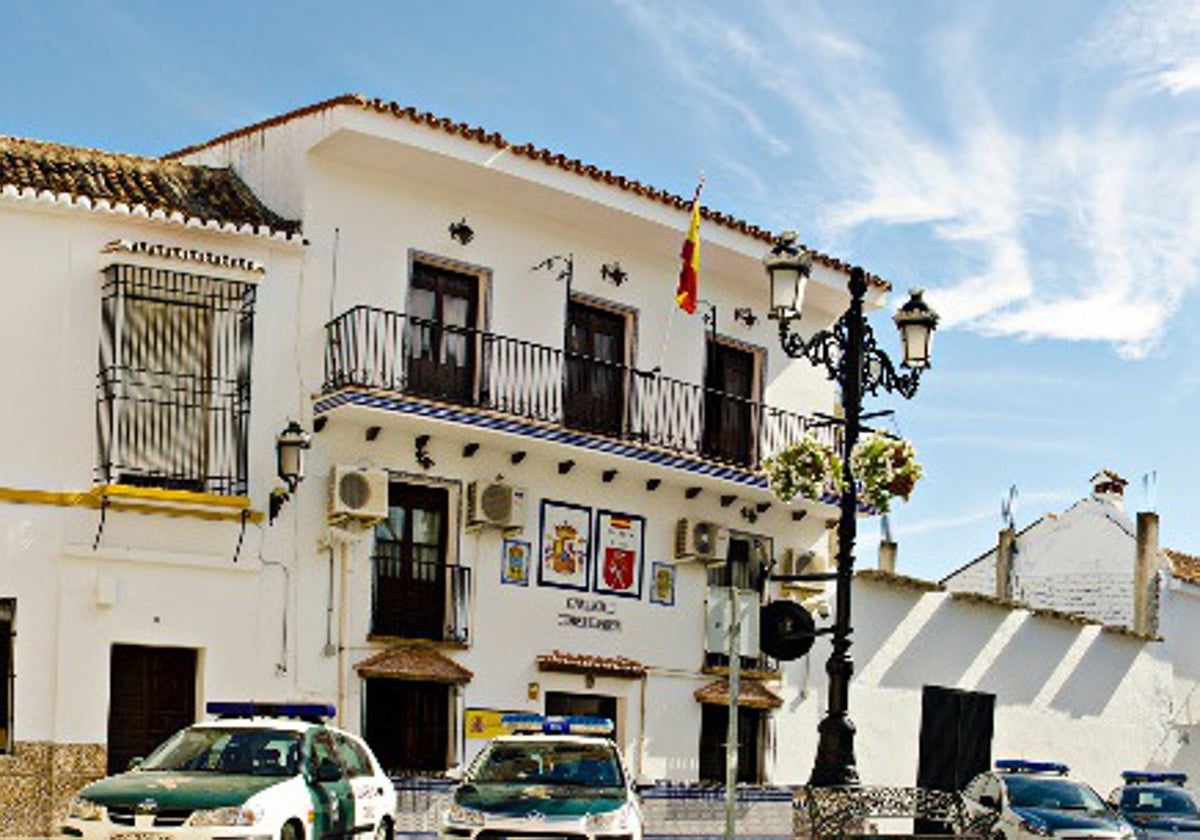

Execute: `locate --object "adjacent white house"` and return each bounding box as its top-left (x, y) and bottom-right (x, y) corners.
top-left (0, 96), bottom-right (1188, 838)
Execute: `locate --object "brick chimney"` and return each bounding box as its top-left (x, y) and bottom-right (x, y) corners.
top-left (1134, 511), bottom-right (1159, 635)
top-left (878, 540), bottom-right (897, 573)
top-left (996, 527), bottom-right (1016, 600)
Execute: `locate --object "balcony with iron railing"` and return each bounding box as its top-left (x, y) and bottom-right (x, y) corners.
top-left (371, 549), bottom-right (471, 643)
top-left (323, 306), bottom-right (837, 474)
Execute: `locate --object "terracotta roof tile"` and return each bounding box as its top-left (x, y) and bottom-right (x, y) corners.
top-left (1167, 549), bottom-right (1200, 585)
top-left (0, 135), bottom-right (299, 238)
top-left (165, 94), bottom-right (888, 289)
top-left (536, 650), bottom-right (647, 678)
top-left (693, 679), bottom-right (783, 709)
top-left (355, 646), bottom-right (473, 684)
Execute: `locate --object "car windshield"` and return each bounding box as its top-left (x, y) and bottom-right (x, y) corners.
top-left (139, 727), bottom-right (303, 777)
top-left (1120, 788), bottom-right (1200, 815)
top-left (470, 740), bottom-right (624, 787)
top-left (1006, 776), bottom-right (1108, 812)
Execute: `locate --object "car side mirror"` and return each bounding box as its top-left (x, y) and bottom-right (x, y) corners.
top-left (979, 794), bottom-right (998, 810)
top-left (127, 757), bottom-right (144, 771)
top-left (314, 759), bottom-right (343, 783)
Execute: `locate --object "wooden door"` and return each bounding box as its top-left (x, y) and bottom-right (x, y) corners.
top-left (106, 644), bottom-right (196, 774)
top-left (703, 341), bottom-right (757, 465)
top-left (564, 302), bottom-right (626, 435)
top-left (372, 483), bottom-right (449, 640)
top-left (406, 263), bottom-right (479, 403)
top-left (364, 679), bottom-right (450, 774)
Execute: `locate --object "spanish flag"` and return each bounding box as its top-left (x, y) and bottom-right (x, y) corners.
top-left (675, 181), bottom-right (703, 314)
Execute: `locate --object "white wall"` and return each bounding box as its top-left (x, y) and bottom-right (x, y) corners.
top-left (0, 196), bottom-right (304, 745)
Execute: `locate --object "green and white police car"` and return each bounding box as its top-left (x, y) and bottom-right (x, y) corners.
top-left (442, 715), bottom-right (643, 840)
top-left (62, 702), bottom-right (397, 840)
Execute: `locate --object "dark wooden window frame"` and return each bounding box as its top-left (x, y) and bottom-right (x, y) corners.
top-left (703, 333), bottom-right (766, 466)
top-left (404, 251), bottom-right (492, 403)
top-left (563, 293), bottom-right (639, 436)
top-left (370, 473), bottom-right (466, 642)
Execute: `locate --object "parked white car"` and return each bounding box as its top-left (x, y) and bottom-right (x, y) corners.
top-left (61, 702), bottom-right (396, 840)
top-left (964, 759), bottom-right (1135, 840)
top-left (441, 715), bottom-right (643, 840)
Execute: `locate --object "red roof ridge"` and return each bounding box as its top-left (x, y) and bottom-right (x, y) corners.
top-left (163, 94), bottom-right (888, 290)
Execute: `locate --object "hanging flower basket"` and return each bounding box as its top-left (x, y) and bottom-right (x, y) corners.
top-left (761, 434), bottom-right (843, 503)
top-left (851, 432), bottom-right (923, 514)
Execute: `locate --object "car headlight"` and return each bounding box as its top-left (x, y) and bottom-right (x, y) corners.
top-left (445, 803), bottom-right (485, 827)
top-left (1019, 818), bottom-right (1053, 837)
top-left (586, 804), bottom-right (635, 833)
top-left (188, 805), bottom-right (263, 827)
top-left (68, 797), bottom-right (104, 821)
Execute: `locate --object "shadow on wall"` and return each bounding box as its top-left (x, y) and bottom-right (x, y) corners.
top-left (853, 587), bottom-right (930, 679)
top-left (974, 617), bottom-right (1078, 705)
top-left (876, 599), bottom-right (1010, 690)
top-left (853, 581), bottom-right (1145, 720)
top-left (1050, 634), bottom-right (1141, 718)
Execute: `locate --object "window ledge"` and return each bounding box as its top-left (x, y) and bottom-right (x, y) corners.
top-left (0, 484), bottom-right (262, 524)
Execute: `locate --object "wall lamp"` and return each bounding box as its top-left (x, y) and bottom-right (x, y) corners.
top-left (601, 261), bottom-right (628, 287)
top-left (270, 420), bottom-right (311, 525)
top-left (449, 218), bottom-right (474, 245)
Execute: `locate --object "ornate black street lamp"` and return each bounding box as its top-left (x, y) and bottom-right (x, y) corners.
top-left (764, 231), bottom-right (939, 787)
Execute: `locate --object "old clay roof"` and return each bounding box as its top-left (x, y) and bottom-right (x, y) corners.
top-left (165, 93), bottom-right (888, 289)
top-left (0, 135), bottom-right (299, 238)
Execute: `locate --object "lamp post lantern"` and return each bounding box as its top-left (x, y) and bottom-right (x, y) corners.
top-left (764, 232), bottom-right (939, 787)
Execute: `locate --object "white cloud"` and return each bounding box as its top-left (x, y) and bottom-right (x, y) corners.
top-left (1157, 58), bottom-right (1200, 94)
top-left (618, 0), bottom-right (1200, 357)
top-left (893, 488), bottom-right (1074, 540)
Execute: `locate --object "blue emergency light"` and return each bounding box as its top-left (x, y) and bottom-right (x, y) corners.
top-left (501, 714), bottom-right (614, 736)
top-left (206, 701), bottom-right (336, 722)
top-left (996, 759), bottom-right (1069, 775)
top-left (1122, 770), bottom-right (1188, 785)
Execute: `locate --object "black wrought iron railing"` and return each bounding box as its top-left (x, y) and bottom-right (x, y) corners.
top-left (370, 550), bottom-right (471, 643)
top-left (324, 307), bottom-right (833, 470)
top-left (96, 264), bottom-right (255, 496)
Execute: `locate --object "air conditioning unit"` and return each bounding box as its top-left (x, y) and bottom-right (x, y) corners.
top-left (776, 549), bottom-right (825, 591)
top-left (466, 481), bottom-right (526, 530)
top-left (329, 465), bottom-right (389, 525)
top-left (674, 519), bottom-right (727, 562)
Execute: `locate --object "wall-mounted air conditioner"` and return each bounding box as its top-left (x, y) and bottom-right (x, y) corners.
top-left (329, 465), bottom-right (389, 525)
top-left (776, 548), bottom-right (825, 591)
top-left (674, 519), bottom-right (727, 563)
top-left (466, 480), bottom-right (526, 530)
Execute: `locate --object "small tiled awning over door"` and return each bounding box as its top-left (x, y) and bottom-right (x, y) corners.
top-left (693, 679), bottom-right (783, 709)
top-left (535, 650), bottom-right (647, 678)
top-left (354, 646), bottom-right (473, 683)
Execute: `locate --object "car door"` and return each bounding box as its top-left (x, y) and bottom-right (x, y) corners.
top-left (307, 730), bottom-right (354, 839)
top-left (334, 731), bottom-right (388, 834)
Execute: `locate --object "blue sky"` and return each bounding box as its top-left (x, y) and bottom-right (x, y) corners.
top-left (7, 0), bottom-right (1200, 580)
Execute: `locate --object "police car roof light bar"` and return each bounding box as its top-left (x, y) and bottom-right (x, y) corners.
top-left (207, 701), bottom-right (337, 722)
top-left (996, 759), bottom-right (1069, 775)
top-left (1122, 770), bottom-right (1188, 785)
top-left (500, 713), bottom-right (615, 736)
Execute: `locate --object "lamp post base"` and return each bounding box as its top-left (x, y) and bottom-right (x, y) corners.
top-left (809, 711), bottom-right (860, 788)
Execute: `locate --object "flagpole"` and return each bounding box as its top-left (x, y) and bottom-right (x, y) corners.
top-left (662, 174), bottom-right (706, 373)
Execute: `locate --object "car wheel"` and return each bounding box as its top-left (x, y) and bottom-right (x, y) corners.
top-left (373, 817), bottom-right (392, 840)
top-left (281, 819), bottom-right (304, 840)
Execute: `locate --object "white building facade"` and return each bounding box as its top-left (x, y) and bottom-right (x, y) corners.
top-left (0, 98), bottom-right (1184, 836)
